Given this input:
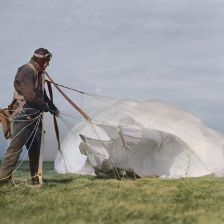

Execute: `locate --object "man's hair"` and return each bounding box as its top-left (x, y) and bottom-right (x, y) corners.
top-left (32, 48), bottom-right (52, 62)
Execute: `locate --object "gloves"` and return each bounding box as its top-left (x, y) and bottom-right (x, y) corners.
top-left (50, 108), bottom-right (60, 117)
top-left (40, 103), bottom-right (50, 112)
top-left (38, 102), bottom-right (59, 116)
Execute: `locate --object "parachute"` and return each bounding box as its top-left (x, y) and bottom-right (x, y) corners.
top-left (55, 100), bottom-right (224, 179)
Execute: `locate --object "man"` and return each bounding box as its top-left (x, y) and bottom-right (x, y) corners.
top-left (0, 48), bottom-right (58, 186)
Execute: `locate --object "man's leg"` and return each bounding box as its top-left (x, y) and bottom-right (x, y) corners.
top-left (0, 119), bottom-right (32, 183)
top-left (26, 121), bottom-right (42, 185)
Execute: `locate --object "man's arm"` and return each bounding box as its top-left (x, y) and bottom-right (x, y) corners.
top-left (14, 65), bottom-right (48, 110)
top-left (14, 65), bottom-right (37, 102)
top-left (44, 90), bottom-right (58, 113)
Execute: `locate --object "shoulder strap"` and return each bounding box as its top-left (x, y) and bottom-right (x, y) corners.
top-left (27, 62), bottom-right (38, 75)
top-left (46, 80), bottom-right (61, 151)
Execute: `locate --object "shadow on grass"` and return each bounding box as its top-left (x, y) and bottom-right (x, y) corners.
top-left (43, 178), bottom-right (74, 184)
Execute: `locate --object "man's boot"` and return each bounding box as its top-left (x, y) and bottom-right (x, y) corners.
top-left (31, 175), bottom-right (43, 187)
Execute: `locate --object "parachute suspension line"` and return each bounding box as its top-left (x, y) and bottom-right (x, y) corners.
top-left (185, 150), bottom-right (191, 177)
top-left (59, 113), bottom-right (117, 175)
top-left (11, 114), bottom-right (42, 187)
top-left (55, 82), bottom-right (192, 179)
top-left (56, 115), bottom-right (82, 172)
top-left (6, 114), bottom-right (41, 150)
top-left (93, 100), bottom-right (219, 148)
top-left (3, 107), bottom-right (43, 113)
top-left (54, 82), bottom-right (119, 102)
top-left (49, 80), bottom-right (122, 111)
top-left (87, 121), bottom-right (122, 180)
top-left (47, 80), bottom-right (218, 146)
top-left (0, 114), bottom-right (42, 186)
top-left (59, 112), bottom-right (84, 121)
top-left (77, 94), bottom-right (220, 149)
top-left (45, 74), bottom-right (93, 174)
top-left (59, 116), bottom-right (72, 132)
top-left (84, 94), bottom-right (120, 107)
top-left (59, 116), bottom-right (86, 145)
top-left (4, 114), bottom-right (42, 159)
top-left (45, 73), bottom-right (91, 123)
top-left (0, 111), bottom-right (40, 121)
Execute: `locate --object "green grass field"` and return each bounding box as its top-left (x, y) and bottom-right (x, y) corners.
top-left (1, 162), bottom-right (224, 224)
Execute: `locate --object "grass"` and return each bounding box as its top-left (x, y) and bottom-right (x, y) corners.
top-left (1, 162), bottom-right (224, 224)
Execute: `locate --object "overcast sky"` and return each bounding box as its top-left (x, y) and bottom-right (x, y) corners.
top-left (0, 0), bottom-right (224, 157)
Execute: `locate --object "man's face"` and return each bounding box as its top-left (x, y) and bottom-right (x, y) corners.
top-left (43, 60), bottom-right (50, 69)
top-left (38, 59), bottom-right (50, 70)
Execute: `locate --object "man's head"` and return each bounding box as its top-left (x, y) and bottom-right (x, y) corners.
top-left (32, 48), bottom-right (52, 70)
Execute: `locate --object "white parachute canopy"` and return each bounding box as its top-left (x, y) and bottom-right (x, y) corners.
top-left (55, 100), bottom-right (224, 178)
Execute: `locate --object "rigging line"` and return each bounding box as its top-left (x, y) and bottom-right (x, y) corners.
top-left (52, 80), bottom-right (220, 141)
top-left (85, 93), bottom-right (119, 104)
top-left (11, 115), bottom-right (42, 179)
top-left (59, 112), bottom-right (83, 121)
top-left (45, 73), bottom-right (91, 122)
top-left (0, 115), bottom-right (42, 183)
top-left (56, 81), bottom-right (198, 138)
top-left (82, 94), bottom-right (120, 109)
top-left (89, 121), bottom-right (127, 163)
top-left (58, 116), bottom-right (86, 172)
top-left (6, 114), bottom-right (41, 147)
top-left (0, 110), bottom-right (41, 121)
top-left (12, 112), bottom-right (42, 121)
top-left (87, 93), bottom-right (213, 130)
top-left (4, 114), bottom-right (43, 158)
top-left (90, 101), bottom-right (221, 148)
top-left (59, 116), bottom-right (85, 137)
top-left (54, 82), bottom-right (120, 101)
top-left (3, 107), bottom-right (43, 115)
top-left (87, 121), bottom-right (122, 180)
top-left (54, 82), bottom-right (222, 151)
top-left (4, 108), bottom-right (41, 112)
top-left (60, 116), bottom-right (121, 179)
top-left (60, 116), bottom-right (138, 180)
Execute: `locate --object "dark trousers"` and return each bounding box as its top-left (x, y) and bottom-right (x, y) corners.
top-left (0, 109), bottom-right (42, 182)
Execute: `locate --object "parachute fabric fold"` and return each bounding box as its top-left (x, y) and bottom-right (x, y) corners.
top-left (55, 100), bottom-right (224, 178)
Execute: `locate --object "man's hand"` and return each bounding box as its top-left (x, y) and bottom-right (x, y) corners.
top-left (41, 103), bottom-right (50, 112)
top-left (50, 108), bottom-right (60, 117)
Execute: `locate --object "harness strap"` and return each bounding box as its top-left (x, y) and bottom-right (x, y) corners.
top-left (46, 80), bottom-right (61, 151)
top-left (28, 62), bottom-right (38, 75)
top-left (45, 73), bottom-right (91, 122)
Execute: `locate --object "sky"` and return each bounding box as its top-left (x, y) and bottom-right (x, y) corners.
top-left (0, 0), bottom-right (224, 159)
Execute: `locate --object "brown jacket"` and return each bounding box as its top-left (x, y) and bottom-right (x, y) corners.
top-left (14, 60), bottom-right (56, 111)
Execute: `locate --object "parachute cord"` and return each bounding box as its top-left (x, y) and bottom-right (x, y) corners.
top-left (0, 111), bottom-right (40, 121)
top-left (59, 111), bottom-right (130, 180)
top-left (4, 114), bottom-right (42, 158)
top-left (59, 116), bottom-right (79, 136)
top-left (0, 114), bottom-right (42, 186)
top-left (59, 112), bottom-right (83, 121)
top-left (3, 107), bottom-right (42, 113)
top-left (92, 99), bottom-right (220, 148)
top-left (54, 83), bottom-right (119, 102)
top-left (59, 114), bottom-right (122, 179)
top-left (87, 121), bottom-right (122, 180)
top-left (59, 106), bottom-right (193, 178)
top-left (11, 114), bottom-right (42, 187)
top-left (49, 82), bottom-right (222, 147)
top-left (185, 150), bottom-right (191, 177)
top-left (55, 115), bottom-right (81, 173)
top-left (5, 114), bottom-right (41, 150)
